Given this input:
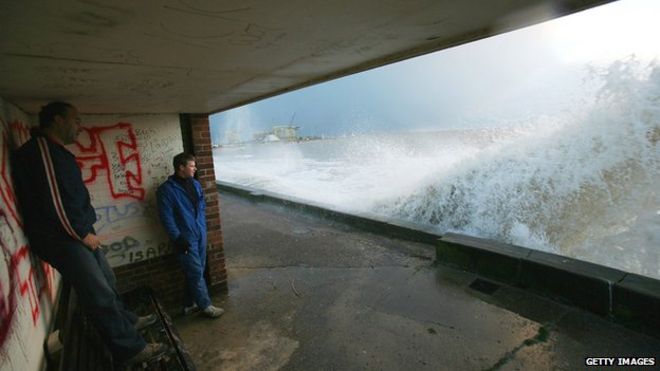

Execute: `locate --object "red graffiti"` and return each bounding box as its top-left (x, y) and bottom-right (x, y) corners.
top-left (0, 241), bottom-right (55, 348)
top-left (8, 121), bottom-right (31, 149)
top-left (73, 123), bottom-right (145, 200)
top-left (0, 119), bottom-right (54, 349)
top-left (0, 131), bottom-right (23, 229)
top-left (15, 246), bottom-right (39, 324)
top-left (39, 262), bottom-right (55, 302)
top-left (0, 241), bottom-right (17, 349)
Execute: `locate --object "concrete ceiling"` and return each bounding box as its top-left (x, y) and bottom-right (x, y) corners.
top-left (0, 0), bottom-right (612, 114)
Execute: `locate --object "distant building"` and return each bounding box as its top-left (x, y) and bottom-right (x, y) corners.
top-left (253, 126), bottom-right (300, 143)
top-left (226, 129), bottom-right (241, 144)
top-left (253, 131), bottom-right (268, 142)
top-left (264, 134), bottom-right (280, 142)
top-left (272, 125), bottom-right (299, 142)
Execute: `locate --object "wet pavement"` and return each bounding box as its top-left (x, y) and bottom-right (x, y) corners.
top-left (174, 192), bottom-right (660, 371)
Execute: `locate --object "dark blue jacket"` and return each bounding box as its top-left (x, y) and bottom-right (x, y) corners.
top-left (156, 176), bottom-right (207, 248)
top-left (12, 134), bottom-right (97, 252)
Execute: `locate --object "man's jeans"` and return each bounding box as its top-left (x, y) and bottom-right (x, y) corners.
top-left (36, 239), bottom-right (146, 362)
top-left (177, 238), bottom-right (211, 310)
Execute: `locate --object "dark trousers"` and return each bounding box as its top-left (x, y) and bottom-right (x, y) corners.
top-left (177, 238), bottom-right (211, 309)
top-left (35, 239), bottom-right (146, 362)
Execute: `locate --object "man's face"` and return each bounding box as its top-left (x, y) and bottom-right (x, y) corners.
top-left (56, 107), bottom-right (82, 144)
top-left (179, 160), bottom-right (196, 178)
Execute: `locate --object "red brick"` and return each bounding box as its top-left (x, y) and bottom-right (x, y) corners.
top-left (195, 159), bottom-right (211, 167)
top-left (194, 149), bottom-right (212, 155)
top-left (175, 113), bottom-right (228, 298)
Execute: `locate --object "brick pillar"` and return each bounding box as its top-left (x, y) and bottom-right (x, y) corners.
top-left (187, 114), bottom-right (227, 294)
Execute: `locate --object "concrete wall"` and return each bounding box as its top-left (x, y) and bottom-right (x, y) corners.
top-left (71, 114), bottom-right (182, 267)
top-left (0, 101), bottom-right (228, 370)
top-left (0, 97), bottom-right (58, 371)
top-left (0, 103), bottom-right (183, 370)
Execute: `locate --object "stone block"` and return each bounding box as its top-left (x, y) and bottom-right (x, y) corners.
top-left (520, 251), bottom-right (626, 315)
top-left (613, 273), bottom-right (660, 337)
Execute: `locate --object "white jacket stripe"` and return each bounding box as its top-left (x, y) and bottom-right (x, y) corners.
top-left (36, 137), bottom-right (81, 240)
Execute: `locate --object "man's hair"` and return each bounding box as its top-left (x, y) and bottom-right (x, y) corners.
top-left (173, 152), bottom-right (195, 170)
top-left (38, 101), bottom-right (74, 129)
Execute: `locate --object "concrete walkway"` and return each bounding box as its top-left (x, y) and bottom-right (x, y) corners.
top-left (174, 192), bottom-right (660, 371)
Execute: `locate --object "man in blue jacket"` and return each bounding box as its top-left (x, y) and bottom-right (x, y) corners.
top-left (12, 101), bottom-right (166, 365)
top-left (157, 152), bottom-right (224, 318)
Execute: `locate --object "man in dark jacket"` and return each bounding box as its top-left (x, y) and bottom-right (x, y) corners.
top-left (12, 101), bottom-right (166, 365)
top-left (157, 152), bottom-right (224, 318)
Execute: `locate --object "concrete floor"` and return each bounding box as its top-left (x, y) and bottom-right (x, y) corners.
top-left (174, 192), bottom-right (660, 371)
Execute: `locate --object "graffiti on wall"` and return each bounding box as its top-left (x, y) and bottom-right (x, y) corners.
top-left (1, 113), bottom-right (181, 368)
top-left (0, 107), bottom-right (180, 369)
top-left (0, 120), bottom-right (32, 233)
top-left (0, 117), bottom-right (56, 358)
top-left (0, 240), bottom-right (55, 348)
top-left (93, 201), bottom-right (172, 265)
top-left (74, 123), bottom-right (145, 201)
top-left (8, 120), bottom-right (30, 149)
top-left (69, 117), bottom-right (182, 267)
top-left (101, 235), bottom-right (171, 266)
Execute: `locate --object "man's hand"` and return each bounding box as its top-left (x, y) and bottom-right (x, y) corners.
top-left (82, 233), bottom-right (102, 251)
top-left (174, 236), bottom-right (190, 254)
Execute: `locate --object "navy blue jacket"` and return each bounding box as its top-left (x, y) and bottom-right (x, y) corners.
top-left (12, 134), bottom-right (97, 252)
top-left (156, 176), bottom-right (207, 248)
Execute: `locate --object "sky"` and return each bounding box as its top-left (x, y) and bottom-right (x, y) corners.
top-left (210, 0), bottom-right (660, 144)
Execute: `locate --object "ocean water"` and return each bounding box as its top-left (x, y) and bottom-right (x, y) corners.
top-left (214, 60), bottom-right (660, 279)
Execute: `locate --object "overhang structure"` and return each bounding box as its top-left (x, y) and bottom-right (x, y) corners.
top-left (1, 0), bottom-right (612, 114)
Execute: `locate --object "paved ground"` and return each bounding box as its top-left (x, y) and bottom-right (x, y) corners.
top-left (174, 192), bottom-right (660, 371)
